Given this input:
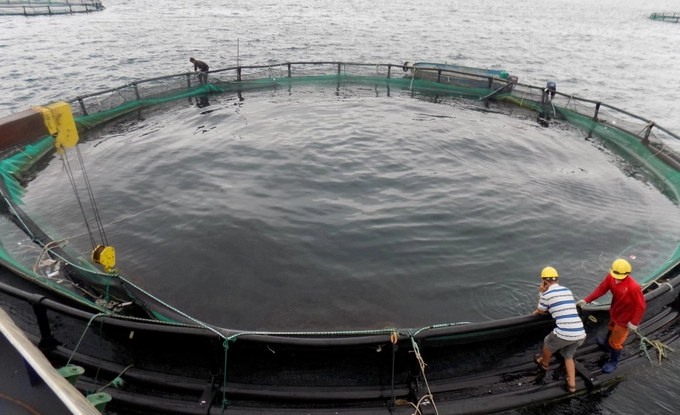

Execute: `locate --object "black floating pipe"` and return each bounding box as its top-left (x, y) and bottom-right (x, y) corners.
top-left (31, 303), bottom-right (55, 348)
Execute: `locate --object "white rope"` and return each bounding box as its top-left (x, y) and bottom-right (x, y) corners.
top-left (410, 337), bottom-right (439, 415)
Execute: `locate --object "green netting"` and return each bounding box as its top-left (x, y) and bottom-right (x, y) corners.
top-left (0, 135), bottom-right (55, 204)
top-left (76, 83), bottom-right (224, 130)
top-left (496, 93), bottom-right (542, 112)
top-left (265, 74), bottom-right (496, 99)
top-left (74, 76), bottom-right (493, 132)
top-left (0, 240), bottom-right (108, 312)
top-left (557, 107), bottom-right (680, 284)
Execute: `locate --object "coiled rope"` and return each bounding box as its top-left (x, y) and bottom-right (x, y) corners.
top-left (634, 327), bottom-right (674, 364)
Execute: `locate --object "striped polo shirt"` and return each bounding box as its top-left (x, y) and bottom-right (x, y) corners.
top-left (537, 283), bottom-right (586, 341)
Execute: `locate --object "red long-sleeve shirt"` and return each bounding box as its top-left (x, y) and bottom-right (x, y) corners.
top-left (585, 273), bottom-right (646, 326)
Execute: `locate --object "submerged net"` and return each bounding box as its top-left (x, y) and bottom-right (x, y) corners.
top-left (2, 62), bottom-right (680, 327)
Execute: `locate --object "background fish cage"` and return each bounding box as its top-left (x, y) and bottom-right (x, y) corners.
top-left (649, 12), bottom-right (680, 23)
top-left (0, 0), bottom-right (104, 16)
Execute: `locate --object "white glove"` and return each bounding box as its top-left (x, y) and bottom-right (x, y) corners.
top-left (627, 322), bottom-right (638, 331)
top-left (576, 300), bottom-right (586, 308)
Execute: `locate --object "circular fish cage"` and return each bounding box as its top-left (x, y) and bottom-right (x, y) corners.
top-left (0, 0), bottom-right (104, 16)
top-left (2, 61), bottom-right (680, 415)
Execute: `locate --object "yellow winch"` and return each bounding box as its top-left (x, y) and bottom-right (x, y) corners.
top-left (92, 245), bottom-right (116, 273)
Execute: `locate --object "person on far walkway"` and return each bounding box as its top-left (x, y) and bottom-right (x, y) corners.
top-left (545, 81), bottom-right (557, 100)
top-left (533, 266), bottom-right (586, 393)
top-left (576, 258), bottom-right (646, 373)
top-left (190, 57), bottom-right (209, 84)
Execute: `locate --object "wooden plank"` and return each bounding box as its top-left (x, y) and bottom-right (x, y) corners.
top-left (0, 307), bottom-right (101, 415)
top-left (0, 109), bottom-right (50, 152)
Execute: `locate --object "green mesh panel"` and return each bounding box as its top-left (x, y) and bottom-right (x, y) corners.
top-left (74, 76), bottom-right (493, 131)
top-left (0, 135), bottom-right (55, 204)
top-left (0, 241), bottom-right (107, 312)
top-left (556, 107), bottom-right (680, 284)
top-left (496, 93), bottom-right (542, 112)
top-left (76, 83), bottom-right (224, 129)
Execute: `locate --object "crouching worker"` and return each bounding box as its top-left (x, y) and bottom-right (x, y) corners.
top-left (190, 57), bottom-right (210, 84)
top-left (576, 259), bottom-right (646, 373)
top-left (545, 81), bottom-right (556, 100)
top-left (533, 266), bottom-right (586, 393)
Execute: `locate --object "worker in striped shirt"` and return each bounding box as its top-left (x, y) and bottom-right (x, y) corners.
top-left (533, 266), bottom-right (586, 393)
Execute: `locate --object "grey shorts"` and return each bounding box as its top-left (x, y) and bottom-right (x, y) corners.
top-left (544, 331), bottom-right (585, 359)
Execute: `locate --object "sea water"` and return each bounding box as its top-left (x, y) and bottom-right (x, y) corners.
top-left (2, 1), bottom-right (680, 413)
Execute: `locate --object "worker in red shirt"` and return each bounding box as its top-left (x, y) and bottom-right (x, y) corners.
top-left (577, 258), bottom-right (646, 373)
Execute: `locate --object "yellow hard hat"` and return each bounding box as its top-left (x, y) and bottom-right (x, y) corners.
top-left (610, 259), bottom-right (632, 279)
top-left (541, 266), bottom-right (559, 280)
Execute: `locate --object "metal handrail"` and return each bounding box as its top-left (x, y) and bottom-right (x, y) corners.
top-left (61, 61), bottom-right (678, 143)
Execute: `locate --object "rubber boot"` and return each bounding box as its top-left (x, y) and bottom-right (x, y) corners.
top-left (602, 349), bottom-right (621, 373)
top-left (596, 331), bottom-right (613, 352)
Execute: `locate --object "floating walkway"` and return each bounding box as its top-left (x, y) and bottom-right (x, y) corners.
top-left (0, 0), bottom-right (104, 16)
top-left (650, 12), bottom-right (680, 23)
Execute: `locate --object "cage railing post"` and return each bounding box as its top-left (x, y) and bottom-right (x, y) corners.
top-left (387, 64), bottom-right (391, 79)
top-left (487, 77), bottom-right (493, 89)
top-left (77, 97), bottom-right (88, 116)
top-left (337, 63), bottom-right (341, 74)
top-left (132, 82), bottom-right (141, 100)
top-left (642, 122), bottom-right (655, 145)
top-left (237, 67), bottom-right (242, 81)
top-left (287, 63), bottom-right (292, 78)
top-left (186, 73), bottom-right (191, 88)
top-left (593, 102), bottom-right (601, 121)
top-left (437, 69), bottom-right (442, 83)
